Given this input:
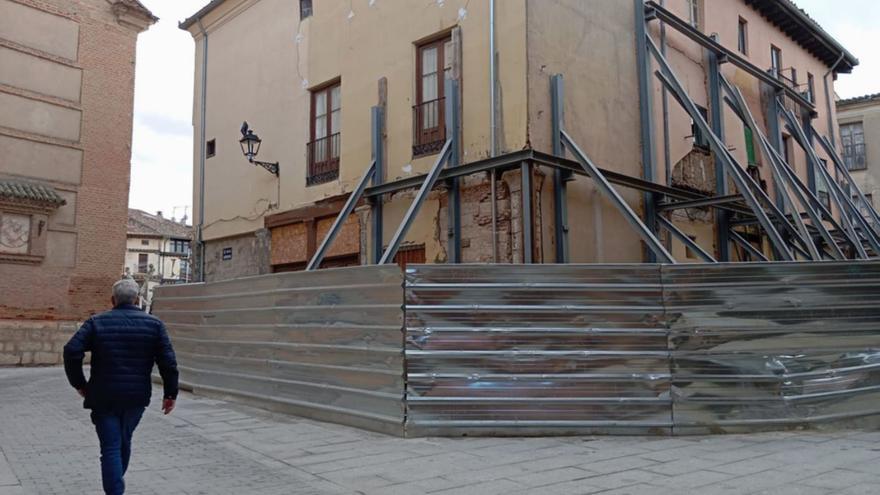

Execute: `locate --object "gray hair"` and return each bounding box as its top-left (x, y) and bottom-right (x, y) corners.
top-left (112, 278), bottom-right (140, 305)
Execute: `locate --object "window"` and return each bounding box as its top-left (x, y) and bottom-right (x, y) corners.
top-left (170, 239), bottom-right (189, 254)
top-left (841, 122), bottom-right (867, 170)
top-left (687, 0), bottom-right (699, 28)
top-left (744, 126), bottom-right (757, 165)
top-left (206, 139), bottom-right (216, 158)
top-left (806, 73), bottom-right (815, 103)
top-left (782, 135), bottom-right (792, 164)
top-left (737, 17), bottom-right (748, 55)
top-left (691, 105), bottom-right (710, 150)
top-left (771, 46), bottom-right (782, 77)
top-left (413, 33), bottom-right (453, 156)
top-left (138, 253), bottom-right (149, 273)
top-left (141, 239), bottom-right (149, 246)
top-left (307, 80), bottom-right (341, 185)
top-left (299, 0), bottom-right (312, 19)
top-left (179, 260), bottom-right (191, 282)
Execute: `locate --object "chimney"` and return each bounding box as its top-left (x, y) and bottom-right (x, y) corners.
top-left (157, 210), bottom-right (163, 218)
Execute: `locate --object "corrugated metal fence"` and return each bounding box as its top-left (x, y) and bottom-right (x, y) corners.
top-left (152, 266), bottom-right (406, 435)
top-left (153, 261), bottom-right (880, 437)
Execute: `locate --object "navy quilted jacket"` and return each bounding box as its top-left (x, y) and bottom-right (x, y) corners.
top-left (63, 304), bottom-right (179, 411)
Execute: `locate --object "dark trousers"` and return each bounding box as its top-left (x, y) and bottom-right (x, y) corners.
top-left (91, 407), bottom-right (145, 495)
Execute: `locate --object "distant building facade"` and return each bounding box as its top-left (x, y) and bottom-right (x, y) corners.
top-left (837, 94), bottom-right (880, 219)
top-left (125, 209), bottom-right (192, 310)
top-left (0, 0), bottom-right (156, 366)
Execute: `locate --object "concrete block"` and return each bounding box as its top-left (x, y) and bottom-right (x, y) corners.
top-left (0, 353), bottom-right (21, 366)
top-left (33, 352), bottom-right (60, 365)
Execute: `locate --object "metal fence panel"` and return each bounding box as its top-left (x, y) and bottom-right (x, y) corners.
top-left (152, 266), bottom-right (405, 436)
top-left (404, 264), bottom-right (672, 436)
top-left (664, 262), bottom-right (880, 434)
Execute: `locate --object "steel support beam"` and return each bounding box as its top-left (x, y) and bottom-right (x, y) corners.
top-left (781, 108), bottom-right (874, 258)
top-left (521, 161), bottom-right (534, 264)
top-left (707, 34), bottom-right (730, 261)
top-left (657, 215), bottom-right (717, 263)
top-left (658, 194), bottom-right (745, 212)
top-left (550, 74), bottom-right (569, 263)
top-left (816, 133), bottom-right (880, 233)
top-left (379, 141), bottom-right (453, 265)
top-left (722, 79), bottom-right (819, 260)
top-left (730, 230), bottom-right (769, 262)
top-left (647, 37), bottom-right (794, 261)
top-left (445, 79), bottom-right (462, 263)
top-left (370, 106), bottom-right (384, 264)
top-left (636, 0), bottom-right (658, 262)
top-left (307, 161), bottom-right (376, 271)
top-left (562, 130), bottom-right (675, 263)
top-left (645, 1), bottom-right (817, 114)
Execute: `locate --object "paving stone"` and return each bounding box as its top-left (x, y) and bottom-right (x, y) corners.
top-left (2, 367), bottom-right (880, 495)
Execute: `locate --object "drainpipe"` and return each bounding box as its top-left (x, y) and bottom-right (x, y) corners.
top-left (196, 19), bottom-right (209, 281)
top-left (489, 0), bottom-right (498, 262)
top-left (823, 52), bottom-right (845, 149)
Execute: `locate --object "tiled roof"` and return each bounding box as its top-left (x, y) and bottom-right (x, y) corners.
top-left (128, 209), bottom-right (192, 239)
top-left (0, 180), bottom-right (66, 207)
top-left (745, 0), bottom-right (858, 73)
top-left (837, 93), bottom-right (880, 107)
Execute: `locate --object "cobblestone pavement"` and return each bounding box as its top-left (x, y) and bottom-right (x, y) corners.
top-left (2, 367), bottom-right (880, 495)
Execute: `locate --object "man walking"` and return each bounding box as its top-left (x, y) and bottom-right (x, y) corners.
top-left (64, 278), bottom-right (179, 495)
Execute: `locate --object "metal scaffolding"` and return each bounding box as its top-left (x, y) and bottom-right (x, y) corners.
top-left (306, 0), bottom-right (879, 270)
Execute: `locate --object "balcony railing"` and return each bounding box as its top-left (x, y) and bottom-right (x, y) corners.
top-left (307, 133), bottom-right (340, 186)
top-left (413, 97), bottom-right (446, 156)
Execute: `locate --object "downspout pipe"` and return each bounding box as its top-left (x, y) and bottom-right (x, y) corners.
top-left (489, 0), bottom-right (498, 262)
top-left (196, 19), bottom-right (209, 282)
top-left (823, 51), bottom-right (845, 149)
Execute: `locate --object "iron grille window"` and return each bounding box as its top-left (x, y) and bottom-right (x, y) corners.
top-left (841, 122), bottom-right (867, 171)
top-left (413, 34), bottom-right (453, 157)
top-left (299, 0), bottom-right (312, 19)
top-left (737, 17), bottom-right (748, 55)
top-left (308, 80), bottom-right (341, 185)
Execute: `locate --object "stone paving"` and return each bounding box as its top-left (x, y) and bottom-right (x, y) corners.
top-left (2, 367), bottom-right (880, 495)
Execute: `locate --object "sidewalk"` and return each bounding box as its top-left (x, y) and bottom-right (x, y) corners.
top-left (1, 367), bottom-right (878, 495)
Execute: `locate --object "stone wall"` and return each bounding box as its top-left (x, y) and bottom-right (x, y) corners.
top-left (0, 319), bottom-right (79, 366)
top-left (203, 230), bottom-right (272, 282)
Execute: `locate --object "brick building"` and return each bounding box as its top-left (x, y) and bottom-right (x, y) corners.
top-left (0, 0), bottom-right (156, 366)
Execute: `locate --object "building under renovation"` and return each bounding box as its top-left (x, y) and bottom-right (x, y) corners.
top-left (183, 0), bottom-right (876, 282)
top-left (165, 0), bottom-right (880, 436)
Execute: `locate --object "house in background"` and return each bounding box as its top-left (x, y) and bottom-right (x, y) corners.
top-left (0, 0), bottom-right (156, 366)
top-left (837, 94), bottom-right (880, 220)
top-left (126, 209), bottom-right (192, 309)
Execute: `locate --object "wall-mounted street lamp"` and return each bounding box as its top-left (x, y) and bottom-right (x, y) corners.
top-left (239, 121), bottom-right (279, 176)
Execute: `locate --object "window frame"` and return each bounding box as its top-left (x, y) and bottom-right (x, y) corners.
top-left (138, 253), bottom-right (149, 273)
top-left (841, 122), bottom-right (867, 171)
top-left (806, 73), bottom-right (815, 103)
top-left (771, 45), bottom-right (782, 78)
top-left (206, 139), bottom-right (216, 158)
top-left (307, 78), bottom-right (342, 186)
top-left (737, 17), bottom-right (748, 55)
top-left (299, 0), bottom-right (312, 19)
top-left (413, 32), bottom-right (453, 157)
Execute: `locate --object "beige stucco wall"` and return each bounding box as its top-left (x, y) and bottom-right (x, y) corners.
top-left (839, 100), bottom-right (880, 210)
top-left (0, 46), bottom-right (82, 102)
top-left (190, 0), bottom-right (529, 256)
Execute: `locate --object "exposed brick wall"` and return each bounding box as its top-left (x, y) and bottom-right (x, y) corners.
top-left (0, 0), bottom-right (145, 322)
top-left (0, 0), bottom-right (150, 363)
